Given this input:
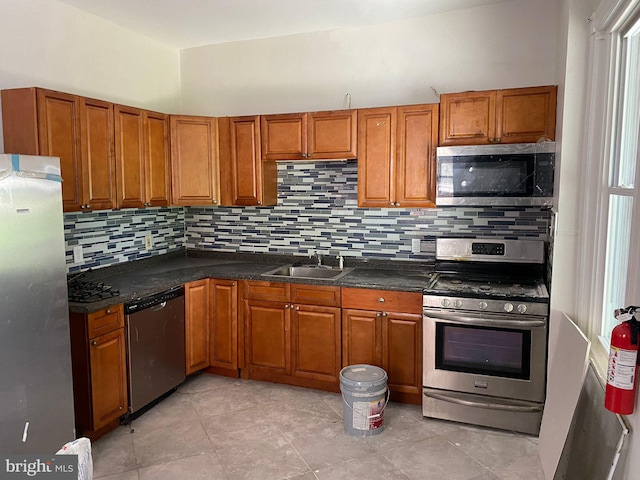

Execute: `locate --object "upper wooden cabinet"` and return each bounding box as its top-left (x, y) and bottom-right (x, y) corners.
top-left (115, 107), bottom-right (170, 209)
top-left (358, 104), bottom-right (438, 208)
top-left (219, 116), bottom-right (277, 206)
top-left (261, 110), bottom-right (357, 161)
top-left (1, 87), bottom-right (116, 211)
top-left (439, 85), bottom-right (557, 146)
top-left (170, 115), bottom-right (220, 206)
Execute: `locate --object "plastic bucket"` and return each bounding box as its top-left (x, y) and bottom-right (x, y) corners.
top-left (339, 364), bottom-right (389, 436)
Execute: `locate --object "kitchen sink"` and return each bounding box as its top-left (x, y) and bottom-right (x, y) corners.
top-left (262, 265), bottom-right (354, 281)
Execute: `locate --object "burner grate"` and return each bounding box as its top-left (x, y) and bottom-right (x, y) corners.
top-left (68, 277), bottom-right (120, 303)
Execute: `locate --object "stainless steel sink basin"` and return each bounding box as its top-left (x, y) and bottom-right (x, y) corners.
top-left (262, 265), bottom-right (353, 281)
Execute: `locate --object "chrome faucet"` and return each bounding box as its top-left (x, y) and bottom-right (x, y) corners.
top-left (309, 251), bottom-right (322, 266)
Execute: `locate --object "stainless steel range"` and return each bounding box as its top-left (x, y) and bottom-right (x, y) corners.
top-left (422, 238), bottom-right (549, 435)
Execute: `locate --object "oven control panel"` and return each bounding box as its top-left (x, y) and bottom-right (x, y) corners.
top-left (471, 242), bottom-right (504, 256)
top-left (423, 295), bottom-right (549, 317)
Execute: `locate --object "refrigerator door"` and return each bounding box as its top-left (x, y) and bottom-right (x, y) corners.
top-left (0, 155), bottom-right (76, 453)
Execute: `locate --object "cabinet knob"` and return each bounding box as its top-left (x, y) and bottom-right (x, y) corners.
top-left (495, 137), bottom-right (502, 143)
top-left (378, 297), bottom-right (385, 303)
top-left (213, 200), bottom-right (218, 204)
top-left (488, 138), bottom-right (495, 143)
top-left (106, 309), bottom-right (111, 314)
top-left (395, 202), bottom-right (400, 207)
top-left (284, 304), bottom-right (289, 309)
top-left (92, 341), bottom-right (98, 346)
top-left (376, 312), bottom-right (382, 317)
top-left (382, 312), bottom-right (388, 317)
top-left (389, 202), bottom-right (394, 206)
top-left (257, 201), bottom-right (262, 205)
top-left (86, 204), bottom-right (91, 209)
top-left (295, 306), bottom-right (300, 311)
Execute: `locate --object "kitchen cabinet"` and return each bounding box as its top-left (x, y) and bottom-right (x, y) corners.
top-left (261, 110), bottom-right (357, 160)
top-left (241, 281), bottom-right (341, 389)
top-left (342, 288), bottom-right (422, 404)
top-left (208, 279), bottom-right (239, 376)
top-left (439, 85), bottom-right (557, 146)
top-left (114, 106), bottom-right (170, 209)
top-left (170, 115), bottom-right (220, 206)
top-left (69, 304), bottom-right (127, 439)
top-left (218, 116), bottom-right (277, 206)
top-left (357, 104), bottom-right (438, 208)
top-left (185, 279), bottom-right (210, 374)
top-left (1, 87), bottom-right (116, 211)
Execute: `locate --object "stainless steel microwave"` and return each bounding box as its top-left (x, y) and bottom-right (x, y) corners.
top-left (435, 142), bottom-right (555, 207)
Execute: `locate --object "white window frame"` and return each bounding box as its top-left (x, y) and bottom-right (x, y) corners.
top-left (578, 0), bottom-right (640, 370)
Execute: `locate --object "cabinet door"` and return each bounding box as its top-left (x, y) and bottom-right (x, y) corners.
top-left (89, 329), bottom-right (127, 430)
top-left (144, 111), bottom-right (171, 206)
top-left (308, 110), bottom-right (357, 160)
top-left (36, 89), bottom-right (84, 211)
top-left (170, 115), bottom-right (219, 206)
top-left (496, 86), bottom-right (557, 143)
top-left (439, 91), bottom-right (496, 146)
top-left (185, 279), bottom-right (210, 374)
top-left (244, 299), bottom-right (291, 375)
top-left (292, 304), bottom-right (341, 383)
top-left (209, 279), bottom-right (238, 371)
top-left (261, 113), bottom-right (306, 160)
top-left (382, 312), bottom-right (422, 396)
top-left (357, 107), bottom-right (396, 207)
top-left (114, 105), bottom-right (145, 209)
top-left (342, 309), bottom-right (382, 367)
top-left (222, 116), bottom-right (277, 206)
top-left (396, 104), bottom-right (438, 208)
top-left (79, 98), bottom-right (115, 211)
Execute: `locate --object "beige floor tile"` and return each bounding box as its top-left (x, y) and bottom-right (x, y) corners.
top-left (314, 454), bottom-right (411, 480)
top-left (131, 418), bottom-right (213, 468)
top-left (137, 452), bottom-right (226, 480)
top-left (382, 435), bottom-right (492, 480)
top-left (128, 391), bottom-right (199, 435)
top-left (491, 452), bottom-right (546, 480)
top-left (92, 426), bottom-right (137, 478)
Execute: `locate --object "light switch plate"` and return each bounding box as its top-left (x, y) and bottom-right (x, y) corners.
top-left (411, 239), bottom-right (421, 253)
top-left (144, 235), bottom-right (153, 251)
top-left (73, 245), bottom-right (83, 263)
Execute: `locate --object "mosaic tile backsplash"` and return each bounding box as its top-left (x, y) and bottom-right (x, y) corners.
top-left (185, 162), bottom-right (551, 260)
top-left (64, 207), bottom-right (185, 272)
top-left (63, 162), bottom-right (551, 272)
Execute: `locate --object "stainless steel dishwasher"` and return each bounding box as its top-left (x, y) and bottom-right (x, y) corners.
top-left (124, 286), bottom-right (186, 416)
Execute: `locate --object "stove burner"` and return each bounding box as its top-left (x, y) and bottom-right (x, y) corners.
top-left (68, 278), bottom-right (120, 303)
top-left (479, 285), bottom-right (492, 292)
top-left (450, 279), bottom-right (463, 285)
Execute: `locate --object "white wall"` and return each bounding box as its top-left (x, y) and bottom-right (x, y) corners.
top-left (180, 0), bottom-right (558, 116)
top-left (0, 0), bottom-right (181, 152)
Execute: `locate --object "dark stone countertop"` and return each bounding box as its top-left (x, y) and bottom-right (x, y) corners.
top-left (68, 250), bottom-right (435, 314)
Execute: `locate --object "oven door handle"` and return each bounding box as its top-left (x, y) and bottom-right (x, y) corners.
top-left (423, 390), bottom-right (544, 413)
top-left (423, 310), bottom-right (546, 329)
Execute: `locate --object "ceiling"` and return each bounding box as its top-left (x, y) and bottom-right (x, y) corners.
top-left (57, 0), bottom-right (519, 49)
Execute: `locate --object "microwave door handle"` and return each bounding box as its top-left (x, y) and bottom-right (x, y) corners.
top-left (423, 310), bottom-right (546, 329)
top-left (423, 390), bottom-right (544, 413)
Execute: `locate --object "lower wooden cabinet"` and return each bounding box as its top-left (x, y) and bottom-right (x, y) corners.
top-left (342, 288), bottom-right (423, 404)
top-left (209, 279), bottom-right (239, 374)
top-left (185, 279), bottom-right (210, 374)
top-left (69, 305), bottom-right (127, 439)
top-left (241, 280), bottom-right (341, 390)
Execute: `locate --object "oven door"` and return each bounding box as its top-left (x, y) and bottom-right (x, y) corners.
top-left (423, 308), bottom-right (547, 403)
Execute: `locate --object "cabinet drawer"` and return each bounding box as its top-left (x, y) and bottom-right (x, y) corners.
top-left (342, 288), bottom-right (421, 314)
top-left (87, 304), bottom-right (124, 339)
top-left (290, 284), bottom-right (340, 307)
top-left (243, 280), bottom-right (289, 302)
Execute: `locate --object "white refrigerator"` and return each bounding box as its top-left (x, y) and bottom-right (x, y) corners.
top-left (0, 154), bottom-right (76, 453)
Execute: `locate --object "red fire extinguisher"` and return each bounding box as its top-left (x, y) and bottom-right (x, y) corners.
top-left (605, 306), bottom-right (640, 415)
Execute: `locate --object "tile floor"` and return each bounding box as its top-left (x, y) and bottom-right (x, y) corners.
top-left (92, 373), bottom-right (545, 480)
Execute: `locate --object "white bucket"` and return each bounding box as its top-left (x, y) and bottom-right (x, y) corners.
top-left (339, 364), bottom-right (389, 436)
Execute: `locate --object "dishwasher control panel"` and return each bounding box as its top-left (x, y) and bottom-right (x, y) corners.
top-left (125, 286), bottom-right (185, 314)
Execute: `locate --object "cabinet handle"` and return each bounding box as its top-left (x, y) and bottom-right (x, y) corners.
top-left (213, 200), bottom-right (218, 204)
top-left (395, 203), bottom-right (400, 207)
top-left (389, 202), bottom-right (394, 206)
top-left (376, 312), bottom-right (382, 317)
top-left (488, 138), bottom-right (494, 143)
top-left (284, 304), bottom-right (289, 309)
top-left (106, 309), bottom-right (112, 314)
top-left (295, 306), bottom-right (300, 311)
top-left (382, 312), bottom-right (388, 317)
top-left (378, 297), bottom-right (385, 303)
top-left (86, 204), bottom-right (91, 209)
top-left (257, 201), bottom-right (262, 205)
top-left (119, 406), bottom-right (123, 410)
top-left (495, 137), bottom-right (502, 143)
top-left (92, 341), bottom-right (98, 346)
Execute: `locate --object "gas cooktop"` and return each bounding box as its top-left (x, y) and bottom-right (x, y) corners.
top-left (67, 273), bottom-right (120, 304)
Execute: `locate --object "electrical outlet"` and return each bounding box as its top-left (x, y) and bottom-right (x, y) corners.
top-left (144, 235), bottom-right (153, 251)
top-left (73, 245), bottom-right (84, 263)
top-left (411, 239), bottom-right (421, 254)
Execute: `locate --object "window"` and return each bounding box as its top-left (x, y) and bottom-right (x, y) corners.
top-left (583, 2), bottom-right (640, 359)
